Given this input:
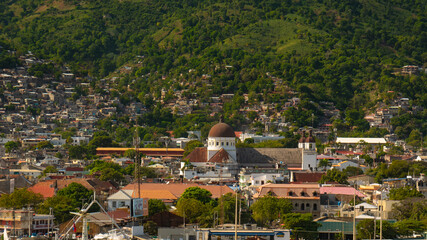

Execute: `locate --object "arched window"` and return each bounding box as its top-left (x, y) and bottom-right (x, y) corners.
top-left (300, 191), bottom-right (306, 196)
top-left (295, 203), bottom-right (298, 207)
top-left (313, 204), bottom-right (318, 210)
top-left (301, 204), bottom-right (305, 210)
top-left (221, 142), bottom-right (224, 146)
top-left (216, 142), bottom-right (219, 146)
top-left (313, 191), bottom-right (318, 196)
top-left (306, 203), bottom-right (310, 208)
top-left (288, 191), bottom-right (294, 196)
top-left (226, 142), bottom-right (229, 146)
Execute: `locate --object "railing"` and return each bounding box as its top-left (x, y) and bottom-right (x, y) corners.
top-left (33, 224), bottom-right (49, 229)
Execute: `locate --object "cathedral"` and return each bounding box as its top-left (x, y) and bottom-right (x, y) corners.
top-left (181, 122), bottom-right (318, 181)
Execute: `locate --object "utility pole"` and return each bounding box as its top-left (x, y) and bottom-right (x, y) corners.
top-left (352, 184), bottom-right (356, 240)
top-left (234, 190), bottom-right (238, 240)
top-left (48, 207), bottom-right (52, 238)
top-left (12, 208), bottom-right (15, 240)
top-left (379, 205), bottom-right (383, 240)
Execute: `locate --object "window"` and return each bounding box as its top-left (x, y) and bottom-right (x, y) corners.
top-left (301, 204), bottom-right (305, 210)
top-left (221, 142), bottom-right (224, 146)
top-left (313, 191), bottom-right (318, 196)
top-left (120, 201), bottom-right (125, 207)
top-left (306, 203), bottom-right (310, 208)
top-left (313, 204), bottom-right (317, 210)
top-left (112, 201), bottom-right (116, 208)
top-left (226, 142), bottom-right (229, 146)
top-left (288, 191), bottom-right (293, 196)
top-left (216, 142), bottom-right (219, 146)
top-left (300, 191), bottom-right (306, 196)
top-left (295, 203), bottom-right (298, 207)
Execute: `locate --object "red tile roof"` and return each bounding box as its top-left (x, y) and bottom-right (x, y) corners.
top-left (185, 147), bottom-right (207, 162)
top-left (28, 181), bottom-right (55, 198)
top-left (28, 178), bottom-right (117, 199)
top-left (123, 183), bottom-right (234, 199)
top-left (320, 186), bottom-right (365, 197)
top-left (293, 172), bottom-right (325, 183)
top-left (209, 148), bottom-right (231, 163)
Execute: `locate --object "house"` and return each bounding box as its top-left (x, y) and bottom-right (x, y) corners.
top-left (254, 183), bottom-right (321, 218)
top-left (28, 178), bottom-right (117, 203)
top-left (182, 122), bottom-right (239, 181)
top-left (335, 137), bottom-right (387, 150)
top-left (122, 183), bottom-right (234, 200)
top-left (239, 168), bottom-right (288, 188)
top-left (0, 209), bottom-right (54, 236)
top-left (291, 172), bottom-right (324, 183)
top-left (9, 165), bottom-right (43, 179)
top-left (331, 161), bottom-right (366, 171)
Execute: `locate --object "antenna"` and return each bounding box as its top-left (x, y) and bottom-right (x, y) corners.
top-left (59, 194), bottom-right (130, 240)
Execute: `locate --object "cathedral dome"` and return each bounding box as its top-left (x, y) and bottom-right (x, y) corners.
top-left (208, 123), bottom-right (236, 138)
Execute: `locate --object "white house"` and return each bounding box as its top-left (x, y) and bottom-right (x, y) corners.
top-left (107, 189), bottom-right (133, 211)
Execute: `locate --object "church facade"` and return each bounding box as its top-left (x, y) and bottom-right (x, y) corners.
top-left (181, 122), bottom-right (318, 182)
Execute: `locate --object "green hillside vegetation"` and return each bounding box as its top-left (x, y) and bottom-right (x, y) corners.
top-left (0, 0), bottom-right (426, 139)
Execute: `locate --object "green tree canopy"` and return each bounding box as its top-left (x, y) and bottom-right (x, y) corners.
top-left (389, 186), bottom-right (424, 200)
top-left (394, 219), bottom-right (426, 237)
top-left (391, 198), bottom-right (427, 221)
top-left (176, 198), bottom-right (207, 223)
top-left (251, 195), bottom-right (293, 226)
top-left (41, 166), bottom-right (58, 177)
top-left (180, 187), bottom-right (212, 204)
top-left (36, 140), bottom-right (54, 149)
top-left (57, 183), bottom-right (94, 209)
top-left (0, 188), bottom-right (43, 209)
top-left (319, 169), bottom-right (348, 184)
top-left (148, 199), bottom-right (168, 217)
top-left (183, 140), bottom-right (204, 157)
top-left (281, 213), bottom-right (320, 240)
top-left (37, 195), bottom-right (77, 223)
top-left (343, 166), bottom-right (363, 177)
top-left (357, 220), bottom-right (397, 240)
top-left (5, 141), bottom-right (20, 153)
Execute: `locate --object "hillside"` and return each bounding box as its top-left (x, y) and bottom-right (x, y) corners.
top-left (0, 0), bottom-right (426, 137)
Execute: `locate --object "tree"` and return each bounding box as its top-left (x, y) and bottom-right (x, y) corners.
top-left (176, 198), bottom-right (207, 223)
top-left (180, 187), bottom-right (212, 204)
top-left (98, 168), bottom-right (124, 182)
top-left (343, 166), bottom-right (363, 177)
top-left (394, 219), bottom-right (426, 237)
top-left (183, 140), bottom-right (203, 157)
top-left (57, 183), bottom-right (94, 209)
top-left (211, 193), bottom-right (250, 225)
top-left (148, 199), bottom-right (168, 216)
top-left (251, 196), bottom-right (293, 226)
top-left (68, 145), bottom-right (87, 159)
top-left (88, 136), bottom-right (116, 148)
top-left (389, 186), bottom-right (423, 200)
top-left (5, 141), bottom-right (20, 153)
top-left (143, 221), bottom-right (158, 236)
top-left (37, 195), bottom-right (77, 223)
top-left (357, 220), bottom-right (397, 240)
top-left (0, 188), bottom-right (43, 209)
top-left (281, 213), bottom-right (320, 240)
top-left (41, 166), bottom-right (58, 177)
top-left (317, 158), bottom-right (331, 171)
top-left (36, 141), bottom-right (54, 149)
top-left (124, 149), bottom-right (137, 159)
top-left (319, 169), bottom-right (348, 184)
top-left (391, 198), bottom-right (427, 221)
